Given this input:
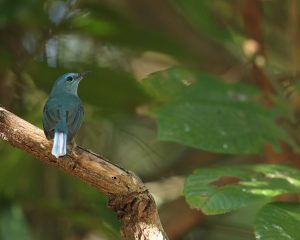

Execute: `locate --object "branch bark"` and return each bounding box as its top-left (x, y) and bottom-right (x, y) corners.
top-left (0, 107), bottom-right (168, 240)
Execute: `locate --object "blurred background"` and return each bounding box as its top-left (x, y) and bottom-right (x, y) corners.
top-left (1, 0), bottom-right (300, 239)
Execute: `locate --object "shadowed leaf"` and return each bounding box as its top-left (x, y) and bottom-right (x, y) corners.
top-left (255, 202), bottom-right (300, 240)
top-left (143, 68), bottom-right (294, 154)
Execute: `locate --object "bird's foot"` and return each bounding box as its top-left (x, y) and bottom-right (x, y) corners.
top-left (68, 140), bottom-right (79, 158)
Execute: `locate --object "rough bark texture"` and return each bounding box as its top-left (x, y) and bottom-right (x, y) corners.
top-left (0, 107), bottom-right (168, 240)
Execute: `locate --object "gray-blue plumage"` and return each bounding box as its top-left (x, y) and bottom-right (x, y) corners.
top-left (42, 72), bottom-right (88, 157)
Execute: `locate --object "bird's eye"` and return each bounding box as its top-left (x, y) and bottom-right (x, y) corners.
top-left (66, 76), bottom-right (73, 82)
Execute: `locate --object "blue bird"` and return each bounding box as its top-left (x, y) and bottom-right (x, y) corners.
top-left (42, 72), bottom-right (88, 158)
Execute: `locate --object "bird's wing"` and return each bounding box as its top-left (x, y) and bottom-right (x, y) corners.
top-left (42, 98), bottom-right (62, 139)
top-left (66, 101), bottom-right (84, 142)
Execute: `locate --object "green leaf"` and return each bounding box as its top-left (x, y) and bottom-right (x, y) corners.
top-left (143, 68), bottom-right (293, 154)
top-left (184, 164), bottom-right (300, 215)
top-left (255, 202), bottom-right (300, 240)
top-left (72, 15), bottom-right (118, 37)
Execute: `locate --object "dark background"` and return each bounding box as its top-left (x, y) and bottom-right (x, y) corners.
top-left (1, 1), bottom-right (300, 239)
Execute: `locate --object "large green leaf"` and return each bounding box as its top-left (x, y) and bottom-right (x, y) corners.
top-left (184, 164), bottom-right (300, 215)
top-left (254, 202), bottom-right (300, 240)
top-left (143, 68), bottom-right (293, 154)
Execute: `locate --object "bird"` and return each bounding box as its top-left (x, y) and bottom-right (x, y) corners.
top-left (42, 71), bottom-right (89, 158)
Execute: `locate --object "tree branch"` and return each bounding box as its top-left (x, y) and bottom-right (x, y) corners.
top-left (0, 107), bottom-right (168, 240)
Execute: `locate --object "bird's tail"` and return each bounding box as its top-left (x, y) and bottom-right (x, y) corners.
top-left (52, 131), bottom-right (67, 158)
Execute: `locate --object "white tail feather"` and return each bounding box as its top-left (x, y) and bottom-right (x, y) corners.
top-left (52, 131), bottom-right (67, 158)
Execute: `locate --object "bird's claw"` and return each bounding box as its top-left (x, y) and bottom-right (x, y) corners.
top-left (68, 140), bottom-right (79, 158)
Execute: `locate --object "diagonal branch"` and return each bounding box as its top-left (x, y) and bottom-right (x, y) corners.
top-left (0, 107), bottom-right (168, 240)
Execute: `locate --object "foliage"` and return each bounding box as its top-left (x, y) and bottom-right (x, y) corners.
top-left (1, 0), bottom-right (300, 239)
top-left (184, 164), bottom-right (300, 214)
top-left (143, 68), bottom-right (294, 154)
top-left (255, 202), bottom-right (300, 240)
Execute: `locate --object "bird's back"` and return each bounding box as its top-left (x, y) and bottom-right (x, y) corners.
top-left (43, 93), bottom-right (84, 142)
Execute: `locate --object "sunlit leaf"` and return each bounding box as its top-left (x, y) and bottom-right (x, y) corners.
top-left (184, 164), bottom-right (300, 215)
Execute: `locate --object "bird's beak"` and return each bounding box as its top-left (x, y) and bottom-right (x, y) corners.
top-left (77, 71), bottom-right (90, 80)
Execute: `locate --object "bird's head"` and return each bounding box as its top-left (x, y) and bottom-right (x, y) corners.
top-left (51, 71), bottom-right (89, 95)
